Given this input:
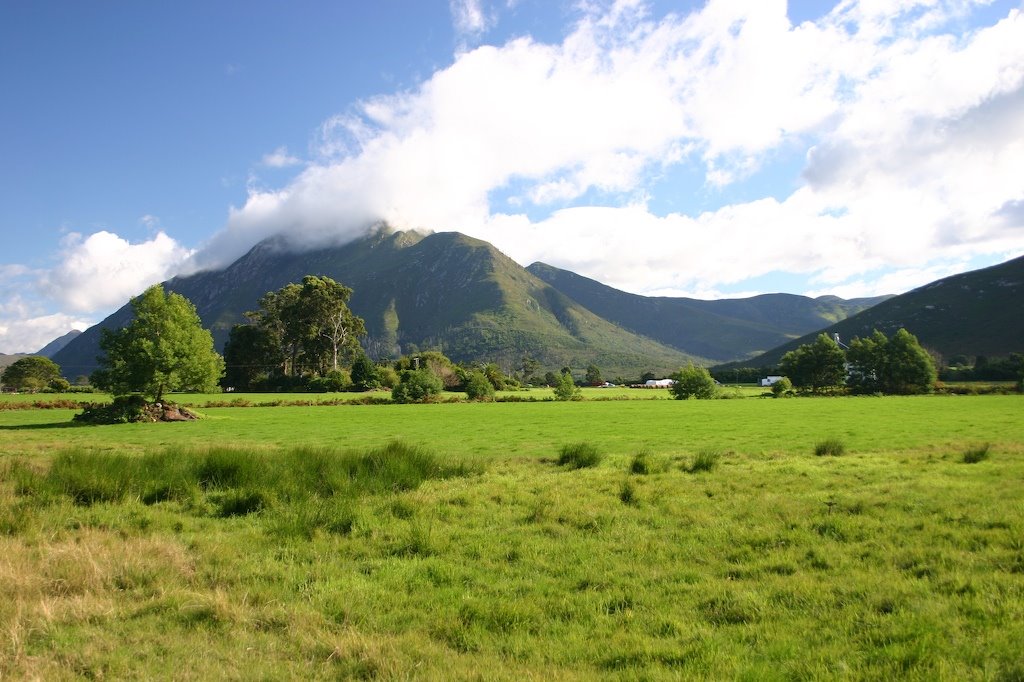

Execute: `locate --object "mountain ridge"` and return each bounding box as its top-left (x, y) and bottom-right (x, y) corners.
top-left (526, 262), bottom-right (889, 362)
top-left (715, 253), bottom-right (1024, 369)
top-left (52, 228), bottom-right (699, 378)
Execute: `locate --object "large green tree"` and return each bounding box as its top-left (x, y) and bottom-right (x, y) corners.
top-left (847, 328), bottom-right (936, 394)
top-left (299, 275), bottom-right (366, 372)
top-left (779, 333), bottom-right (847, 394)
top-left (91, 285), bottom-right (224, 401)
top-left (1, 356), bottom-right (63, 391)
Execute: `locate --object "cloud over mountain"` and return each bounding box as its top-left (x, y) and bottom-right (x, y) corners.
top-left (196, 0), bottom-right (1024, 296)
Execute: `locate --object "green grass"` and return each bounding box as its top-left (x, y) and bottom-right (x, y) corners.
top-left (1, 395), bottom-right (1023, 678)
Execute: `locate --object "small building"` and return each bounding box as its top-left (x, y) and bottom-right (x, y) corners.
top-left (760, 376), bottom-right (784, 387)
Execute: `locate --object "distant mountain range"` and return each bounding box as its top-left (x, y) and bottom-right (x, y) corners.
top-left (0, 330), bottom-right (82, 372)
top-left (53, 229), bottom-right (695, 378)
top-left (36, 330), bottom-right (81, 358)
top-left (526, 263), bottom-right (888, 362)
top-left (717, 253), bottom-right (1024, 369)
top-left (49, 227), bottom-right (1023, 378)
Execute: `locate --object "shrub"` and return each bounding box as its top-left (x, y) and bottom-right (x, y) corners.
top-left (771, 377), bottom-right (793, 398)
top-left (391, 369), bottom-right (444, 403)
top-left (670, 363), bottom-right (717, 400)
top-left (553, 372), bottom-right (582, 401)
top-left (464, 370), bottom-right (495, 401)
top-left (962, 443), bottom-right (991, 464)
top-left (814, 438), bottom-right (846, 457)
top-left (687, 449), bottom-right (720, 473)
top-left (308, 369), bottom-right (351, 392)
top-left (557, 442), bottom-right (603, 469)
top-left (73, 394), bottom-right (149, 424)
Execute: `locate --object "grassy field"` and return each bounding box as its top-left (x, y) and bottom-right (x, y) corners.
top-left (1, 395), bottom-right (1022, 679)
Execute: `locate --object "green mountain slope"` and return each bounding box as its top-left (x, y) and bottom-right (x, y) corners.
top-left (527, 262), bottom-right (887, 362)
top-left (53, 228), bottom-right (698, 379)
top-left (718, 254), bottom-right (1024, 369)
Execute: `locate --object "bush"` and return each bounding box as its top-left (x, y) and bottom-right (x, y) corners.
top-left (553, 372), bottom-right (582, 401)
top-left (464, 370), bottom-right (495, 401)
top-left (308, 369), bottom-right (351, 392)
top-left (771, 377), bottom-right (793, 398)
top-left (557, 442), bottom-right (603, 469)
top-left (391, 369), bottom-right (444, 403)
top-left (962, 443), bottom-right (991, 464)
top-left (814, 438), bottom-right (846, 457)
top-left (687, 449), bottom-right (720, 473)
top-left (670, 363), bottom-right (717, 400)
top-left (74, 394), bottom-right (149, 424)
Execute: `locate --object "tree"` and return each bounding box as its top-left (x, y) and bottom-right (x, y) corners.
top-left (482, 363), bottom-right (507, 390)
top-left (351, 352), bottom-right (381, 390)
top-left (585, 364), bottom-right (603, 386)
top-left (847, 328), bottom-right (936, 394)
top-left (222, 323), bottom-right (281, 390)
top-left (670, 363), bottom-right (717, 400)
top-left (249, 281), bottom-right (304, 376)
top-left (779, 333), bottom-right (846, 393)
top-left (520, 356), bottom-right (541, 384)
top-left (298, 275), bottom-right (365, 372)
top-left (91, 285), bottom-right (224, 401)
top-left (553, 370), bottom-right (581, 401)
top-left (1, 356), bottom-right (63, 392)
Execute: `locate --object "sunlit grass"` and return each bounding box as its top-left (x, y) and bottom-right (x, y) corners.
top-left (0, 395), bottom-right (1022, 678)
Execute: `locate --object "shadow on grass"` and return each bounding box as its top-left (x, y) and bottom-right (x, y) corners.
top-left (0, 421), bottom-right (84, 431)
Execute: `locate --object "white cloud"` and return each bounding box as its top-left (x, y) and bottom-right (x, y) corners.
top-left (450, 0), bottom-right (492, 36)
top-left (39, 231), bottom-right (194, 313)
top-left (261, 146), bottom-right (302, 168)
top-left (189, 0), bottom-right (1024, 302)
top-left (0, 309), bottom-right (92, 356)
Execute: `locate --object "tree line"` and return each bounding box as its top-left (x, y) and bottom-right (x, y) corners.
top-left (778, 329), bottom-right (937, 395)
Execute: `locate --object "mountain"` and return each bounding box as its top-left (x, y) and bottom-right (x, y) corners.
top-left (36, 330), bottom-right (82, 358)
top-left (717, 254), bottom-right (1024, 369)
top-left (52, 228), bottom-right (699, 379)
top-left (527, 262), bottom-right (888, 362)
top-left (0, 353), bottom-right (29, 372)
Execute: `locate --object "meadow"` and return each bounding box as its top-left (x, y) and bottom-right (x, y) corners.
top-left (1, 394), bottom-right (1022, 679)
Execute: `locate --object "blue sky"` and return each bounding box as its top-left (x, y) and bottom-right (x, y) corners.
top-left (2, 0), bottom-right (1023, 353)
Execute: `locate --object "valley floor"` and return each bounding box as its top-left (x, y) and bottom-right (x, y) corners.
top-left (1, 396), bottom-right (1022, 679)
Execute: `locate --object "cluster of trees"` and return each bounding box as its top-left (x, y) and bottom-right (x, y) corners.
top-left (223, 276), bottom-right (366, 390)
top-left (941, 353), bottom-right (1024, 383)
top-left (779, 329), bottom-right (937, 395)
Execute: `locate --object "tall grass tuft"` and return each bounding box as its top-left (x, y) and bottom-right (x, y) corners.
top-left (814, 438), bottom-right (846, 457)
top-left (557, 442), bottom-right (604, 469)
top-left (962, 443), bottom-right (991, 464)
top-left (687, 449), bottom-right (721, 474)
top-left (619, 480), bottom-right (639, 506)
top-left (20, 441), bottom-right (478, 517)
